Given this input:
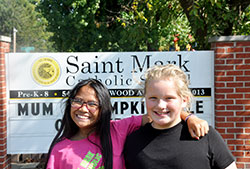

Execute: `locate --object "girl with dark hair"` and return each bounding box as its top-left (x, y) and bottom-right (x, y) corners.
top-left (45, 78), bottom-right (209, 169)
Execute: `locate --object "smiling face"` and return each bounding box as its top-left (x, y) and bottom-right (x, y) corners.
top-left (145, 78), bottom-right (187, 129)
top-left (70, 85), bottom-right (100, 136)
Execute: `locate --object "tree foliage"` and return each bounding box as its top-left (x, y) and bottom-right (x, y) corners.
top-left (115, 0), bottom-right (194, 51)
top-left (179, 0), bottom-right (250, 49)
top-left (39, 0), bottom-right (193, 51)
top-left (0, 0), bottom-right (54, 52)
top-left (38, 0), bottom-right (250, 51)
top-left (39, 0), bottom-right (105, 51)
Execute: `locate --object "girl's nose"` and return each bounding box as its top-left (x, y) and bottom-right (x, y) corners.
top-left (157, 99), bottom-right (168, 109)
top-left (78, 104), bottom-right (89, 111)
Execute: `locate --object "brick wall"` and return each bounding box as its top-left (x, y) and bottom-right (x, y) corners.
top-left (0, 36), bottom-right (11, 169)
top-left (210, 36), bottom-right (250, 169)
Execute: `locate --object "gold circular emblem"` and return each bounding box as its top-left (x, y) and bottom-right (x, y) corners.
top-left (32, 57), bottom-right (60, 86)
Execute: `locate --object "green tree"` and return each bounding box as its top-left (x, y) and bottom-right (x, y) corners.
top-left (39, 0), bottom-right (250, 51)
top-left (119, 0), bottom-right (250, 50)
top-left (179, 0), bottom-right (250, 49)
top-left (115, 0), bottom-right (194, 51)
top-left (0, 0), bottom-right (54, 52)
top-left (38, 0), bottom-right (125, 51)
top-left (39, 0), bottom-right (193, 51)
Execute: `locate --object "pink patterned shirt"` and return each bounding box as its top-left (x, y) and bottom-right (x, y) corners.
top-left (46, 115), bottom-right (142, 169)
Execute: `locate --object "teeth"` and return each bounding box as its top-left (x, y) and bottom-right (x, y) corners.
top-left (157, 113), bottom-right (165, 115)
top-left (156, 111), bottom-right (169, 115)
top-left (76, 114), bottom-right (89, 119)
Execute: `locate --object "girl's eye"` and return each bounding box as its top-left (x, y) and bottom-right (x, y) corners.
top-left (74, 98), bottom-right (83, 104)
top-left (87, 101), bottom-right (99, 107)
top-left (166, 96), bottom-right (176, 100)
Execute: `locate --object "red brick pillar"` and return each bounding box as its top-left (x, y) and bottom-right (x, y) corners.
top-left (0, 36), bottom-right (11, 169)
top-left (210, 36), bottom-right (250, 169)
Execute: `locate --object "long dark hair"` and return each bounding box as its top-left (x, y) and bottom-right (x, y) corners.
top-left (44, 78), bottom-right (113, 169)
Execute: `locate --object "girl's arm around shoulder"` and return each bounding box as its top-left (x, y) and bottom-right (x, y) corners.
top-left (181, 111), bottom-right (209, 139)
top-left (142, 112), bottom-right (209, 139)
top-left (111, 115), bottom-right (142, 136)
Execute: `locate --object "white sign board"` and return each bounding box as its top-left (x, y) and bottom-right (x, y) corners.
top-left (6, 51), bottom-right (214, 154)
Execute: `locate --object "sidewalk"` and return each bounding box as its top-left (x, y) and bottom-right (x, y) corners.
top-left (11, 163), bottom-right (39, 169)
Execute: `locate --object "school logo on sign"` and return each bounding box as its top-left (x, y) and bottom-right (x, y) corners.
top-left (32, 57), bottom-right (60, 86)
